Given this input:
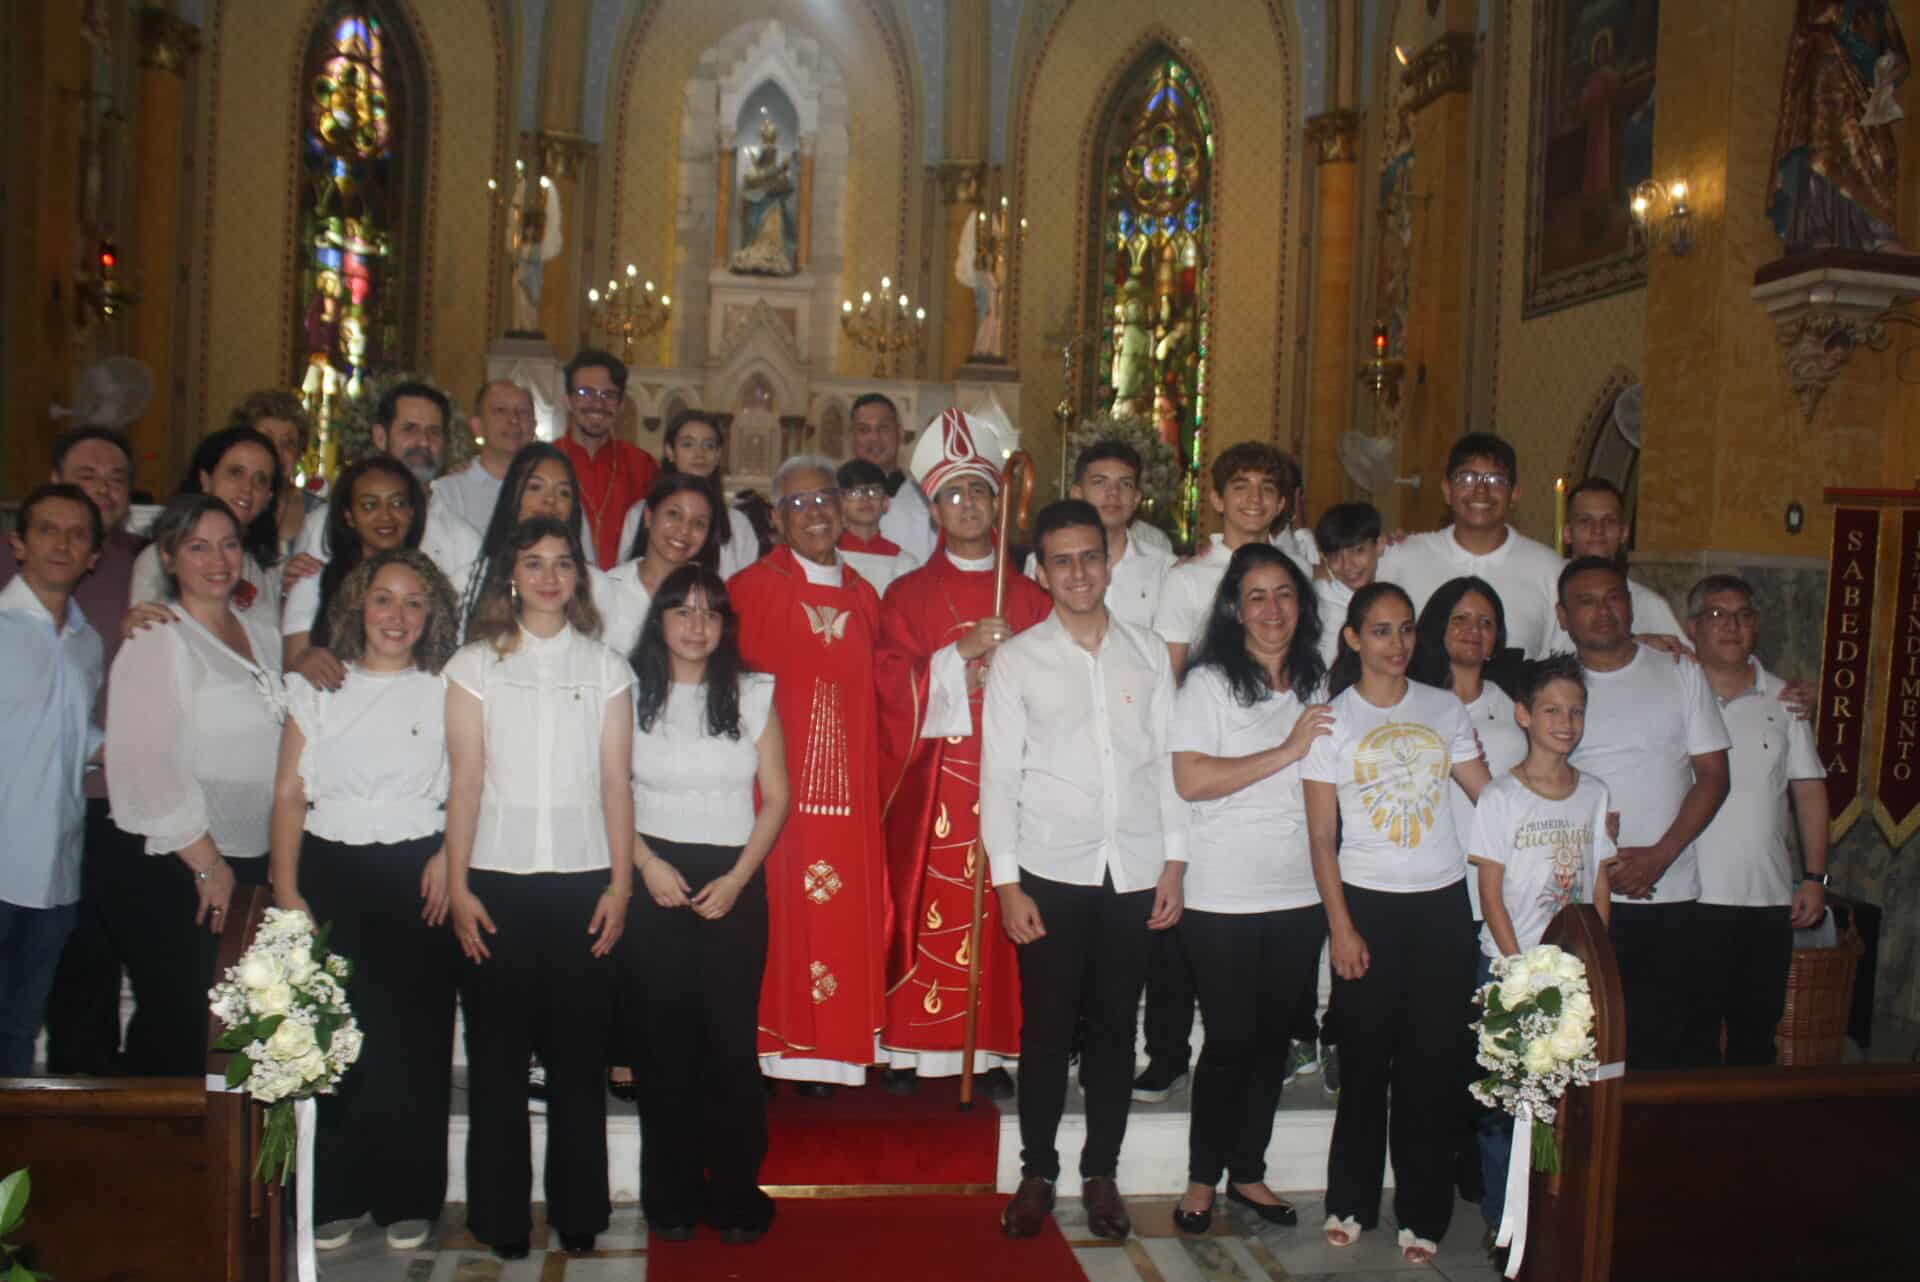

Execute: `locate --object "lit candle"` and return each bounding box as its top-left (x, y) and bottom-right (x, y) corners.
top-left (1554, 477), bottom-right (1568, 554)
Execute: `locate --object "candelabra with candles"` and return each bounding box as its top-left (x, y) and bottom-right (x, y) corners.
top-left (840, 275), bottom-right (927, 377)
top-left (586, 265), bottom-right (672, 363)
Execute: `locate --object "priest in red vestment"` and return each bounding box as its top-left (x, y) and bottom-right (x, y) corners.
top-left (876, 409), bottom-right (1050, 1095)
top-left (730, 454), bottom-right (886, 1090)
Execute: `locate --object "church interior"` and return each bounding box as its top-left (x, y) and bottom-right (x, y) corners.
top-left (7, 1), bottom-right (1920, 1280)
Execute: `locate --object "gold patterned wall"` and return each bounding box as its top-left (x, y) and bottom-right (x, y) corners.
top-left (1009, 0), bottom-right (1302, 504)
top-left (600, 0), bottom-right (919, 379)
top-left (194, 0), bottom-right (507, 436)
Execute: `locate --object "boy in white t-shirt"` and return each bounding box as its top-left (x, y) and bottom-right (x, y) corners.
top-left (834, 458), bottom-right (920, 596)
top-left (1468, 653), bottom-right (1613, 1240)
top-left (1312, 502), bottom-right (1383, 671)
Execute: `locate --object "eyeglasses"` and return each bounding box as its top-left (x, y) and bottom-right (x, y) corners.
top-left (843, 484), bottom-right (888, 502)
top-left (775, 488), bottom-right (842, 514)
top-left (935, 481), bottom-right (997, 506)
top-left (1695, 606), bottom-right (1758, 626)
top-left (1450, 470), bottom-right (1512, 491)
top-left (569, 387), bottom-right (622, 404)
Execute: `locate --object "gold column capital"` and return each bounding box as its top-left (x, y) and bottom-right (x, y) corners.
top-left (137, 8), bottom-right (200, 76)
top-left (535, 130), bottom-right (595, 179)
top-left (936, 160), bottom-right (986, 207)
top-left (1402, 31), bottom-right (1475, 112)
top-left (1305, 110), bottom-right (1361, 164)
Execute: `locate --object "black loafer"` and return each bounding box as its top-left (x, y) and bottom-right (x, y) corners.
top-left (492, 1240), bottom-right (530, 1260)
top-left (558, 1233), bottom-right (596, 1253)
top-left (1226, 1185), bottom-right (1297, 1225)
top-left (650, 1225), bottom-right (696, 1242)
top-left (1172, 1202), bottom-right (1213, 1235)
top-left (720, 1226), bottom-right (764, 1245)
top-left (794, 1081), bottom-right (834, 1099)
top-left (882, 1067), bottom-right (919, 1096)
top-left (979, 1066), bottom-right (1016, 1100)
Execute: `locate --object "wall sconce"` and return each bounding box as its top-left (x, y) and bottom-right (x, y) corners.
top-left (75, 234), bottom-right (139, 324)
top-left (1357, 320), bottom-right (1405, 402)
top-left (1630, 179), bottom-right (1693, 256)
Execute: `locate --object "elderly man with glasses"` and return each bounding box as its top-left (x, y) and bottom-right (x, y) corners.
top-left (555, 349), bottom-right (659, 569)
top-left (727, 454), bottom-right (888, 1094)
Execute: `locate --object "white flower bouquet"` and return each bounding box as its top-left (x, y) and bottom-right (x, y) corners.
top-left (208, 908), bottom-right (363, 1183)
top-left (1469, 943), bottom-right (1599, 1173)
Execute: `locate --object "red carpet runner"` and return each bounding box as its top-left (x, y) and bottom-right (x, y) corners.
top-left (646, 1195), bottom-right (1082, 1282)
top-left (758, 1075), bottom-right (1000, 1189)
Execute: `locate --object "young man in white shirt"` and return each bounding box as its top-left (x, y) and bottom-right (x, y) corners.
top-left (1024, 439), bottom-right (1172, 630)
top-left (1542, 475), bottom-right (1681, 647)
top-left (1312, 502), bottom-right (1384, 670)
top-left (1379, 433), bottom-right (1562, 658)
top-left (1685, 574), bottom-right (1829, 1066)
top-left (433, 380), bottom-right (536, 535)
top-left (1561, 557), bottom-right (1731, 1070)
top-left (985, 499), bottom-right (1187, 1243)
top-left (0, 484), bottom-right (106, 1075)
top-left (849, 393), bottom-right (936, 565)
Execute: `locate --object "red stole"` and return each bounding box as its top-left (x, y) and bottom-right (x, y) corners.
top-left (731, 546), bottom-right (886, 1064)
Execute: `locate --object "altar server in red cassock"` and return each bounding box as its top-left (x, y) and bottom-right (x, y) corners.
top-left (876, 410), bottom-right (1051, 1095)
top-left (730, 454), bottom-right (887, 1091)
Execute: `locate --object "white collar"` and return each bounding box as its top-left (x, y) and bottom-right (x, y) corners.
top-left (516, 621), bottom-right (575, 655)
top-left (796, 552), bottom-right (844, 587)
top-left (946, 548), bottom-right (996, 573)
top-left (0, 574), bottom-right (86, 635)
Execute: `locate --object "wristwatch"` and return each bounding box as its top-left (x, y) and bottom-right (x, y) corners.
top-left (1803, 872), bottom-right (1829, 887)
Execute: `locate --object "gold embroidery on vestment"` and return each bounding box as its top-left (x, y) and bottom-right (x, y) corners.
top-left (810, 961), bottom-right (838, 1003)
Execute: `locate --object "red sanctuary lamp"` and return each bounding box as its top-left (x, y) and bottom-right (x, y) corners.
top-left (1358, 319), bottom-right (1404, 400)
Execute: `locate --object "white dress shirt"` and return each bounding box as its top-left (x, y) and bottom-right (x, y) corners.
top-left (1379, 526), bottom-right (1563, 658)
top-left (594, 562), bottom-right (651, 659)
top-left (443, 626), bottom-right (631, 875)
top-left (981, 611), bottom-right (1188, 892)
top-left (1130, 520), bottom-right (1173, 557)
top-left (1025, 530), bottom-right (1172, 631)
top-left (286, 666), bottom-right (448, 844)
top-left (1314, 577), bottom-right (1355, 669)
top-left (1694, 661), bottom-right (1825, 908)
top-left (0, 579), bottom-right (104, 908)
top-left (107, 608), bottom-right (285, 860)
top-left (431, 463), bottom-right (505, 537)
top-left (880, 476), bottom-right (937, 565)
top-left (632, 673), bottom-right (776, 845)
top-left (616, 499), bottom-right (761, 579)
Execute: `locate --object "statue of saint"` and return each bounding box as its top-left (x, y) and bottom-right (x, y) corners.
top-left (955, 206), bottom-right (1007, 359)
top-left (1767, 0), bottom-right (1911, 254)
top-left (507, 170), bottom-right (562, 334)
top-left (730, 117), bottom-right (798, 276)
top-left (1109, 282), bottom-right (1153, 418)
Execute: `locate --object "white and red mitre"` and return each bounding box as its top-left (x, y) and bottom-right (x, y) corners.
top-left (911, 407), bottom-right (1013, 499)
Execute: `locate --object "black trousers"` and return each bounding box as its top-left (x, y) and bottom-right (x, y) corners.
top-left (1610, 900), bottom-right (1712, 1070)
top-left (44, 799), bottom-right (133, 1074)
top-left (1015, 871), bottom-right (1155, 1181)
top-left (1182, 903), bottom-right (1326, 1186)
top-left (624, 837), bottom-right (772, 1232)
top-left (93, 825), bottom-right (266, 1078)
top-left (300, 834), bottom-right (457, 1226)
top-left (1140, 927), bottom-right (1197, 1070)
top-left (1696, 902), bottom-right (1792, 1067)
top-left (1325, 881), bottom-right (1474, 1242)
top-left (461, 869), bottom-right (614, 1246)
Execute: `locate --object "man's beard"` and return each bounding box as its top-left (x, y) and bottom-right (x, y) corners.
top-left (400, 449), bottom-right (439, 487)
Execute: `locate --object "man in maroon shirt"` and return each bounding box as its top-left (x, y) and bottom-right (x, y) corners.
top-left (554, 349), bottom-right (659, 569)
top-left (0, 426), bottom-right (146, 1073)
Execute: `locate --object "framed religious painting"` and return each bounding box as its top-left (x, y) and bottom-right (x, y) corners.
top-left (1522, 0), bottom-right (1659, 317)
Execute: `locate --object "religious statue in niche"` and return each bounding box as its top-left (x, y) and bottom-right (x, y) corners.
top-left (955, 206), bottom-right (1007, 359)
top-left (1767, 0), bottom-right (1911, 254)
top-left (731, 117), bottom-right (798, 276)
top-left (508, 167), bottom-right (563, 334)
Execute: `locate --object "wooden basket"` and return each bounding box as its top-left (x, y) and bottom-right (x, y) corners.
top-left (1776, 925), bottom-right (1865, 1066)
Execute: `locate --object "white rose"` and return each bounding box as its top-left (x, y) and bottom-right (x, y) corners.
top-left (1498, 975), bottom-right (1531, 1010)
top-left (1565, 990), bottom-right (1595, 1022)
top-left (237, 954), bottom-right (280, 991)
top-left (285, 950), bottom-right (319, 985)
top-left (1549, 1025), bottom-right (1586, 1061)
top-left (1523, 1037), bottom-right (1556, 1075)
top-left (1553, 952), bottom-right (1585, 985)
top-left (265, 1019), bottom-right (316, 1060)
top-left (256, 982), bottom-right (295, 1016)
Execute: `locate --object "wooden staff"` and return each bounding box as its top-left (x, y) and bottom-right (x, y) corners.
top-left (960, 449), bottom-right (1034, 1111)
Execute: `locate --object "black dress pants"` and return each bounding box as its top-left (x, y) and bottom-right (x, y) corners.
top-left (624, 836), bottom-right (772, 1232)
top-left (1610, 899), bottom-right (1711, 1069)
top-left (1325, 881), bottom-right (1474, 1243)
top-left (300, 834), bottom-right (457, 1226)
top-left (94, 828), bottom-right (266, 1078)
top-left (1140, 927), bottom-right (1197, 1071)
top-left (1696, 902), bottom-right (1792, 1067)
top-left (461, 869), bottom-right (614, 1246)
top-left (1182, 903), bottom-right (1326, 1187)
top-left (1014, 871), bottom-right (1155, 1181)
top-left (44, 799), bottom-right (134, 1074)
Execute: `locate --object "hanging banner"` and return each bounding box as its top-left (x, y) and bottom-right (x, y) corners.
top-left (1874, 509), bottom-right (1920, 844)
top-left (1818, 507), bottom-right (1881, 841)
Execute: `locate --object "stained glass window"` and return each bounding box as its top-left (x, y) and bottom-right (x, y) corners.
top-left (292, 4), bottom-right (419, 481)
top-left (1091, 55), bottom-right (1214, 536)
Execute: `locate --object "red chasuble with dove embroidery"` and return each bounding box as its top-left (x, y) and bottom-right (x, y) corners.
top-left (876, 553), bottom-right (1050, 1060)
top-left (731, 546), bottom-right (887, 1067)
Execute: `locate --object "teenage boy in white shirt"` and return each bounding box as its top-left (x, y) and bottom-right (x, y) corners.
top-left (1684, 574), bottom-right (1829, 1066)
top-left (1560, 557), bottom-right (1731, 1070)
top-left (1026, 439), bottom-right (1172, 630)
top-left (1378, 433), bottom-right (1562, 658)
top-left (985, 499), bottom-right (1187, 1244)
top-left (1313, 502), bottom-right (1384, 670)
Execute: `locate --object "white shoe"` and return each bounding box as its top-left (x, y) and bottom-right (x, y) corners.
top-left (385, 1219), bottom-right (432, 1251)
top-left (315, 1218), bottom-right (359, 1251)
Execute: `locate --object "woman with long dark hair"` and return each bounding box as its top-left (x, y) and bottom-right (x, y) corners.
top-left (130, 426), bottom-right (285, 621)
top-left (616, 410), bottom-right (760, 578)
top-left (281, 456), bottom-right (426, 687)
top-left (1168, 545), bottom-right (1332, 1235)
top-left (1304, 581), bottom-right (1491, 1265)
top-left (623, 563), bottom-right (788, 1243)
top-left (605, 472), bottom-right (717, 643)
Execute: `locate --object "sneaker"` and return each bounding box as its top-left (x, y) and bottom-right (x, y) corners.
top-left (315, 1218), bottom-right (359, 1251)
top-left (1284, 1039), bottom-right (1320, 1084)
top-left (528, 1055), bottom-right (548, 1114)
top-left (385, 1220), bottom-right (432, 1251)
top-left (1321, 1043), bottom-right (1341, 1098)
top-left (1130, 1061), bottom-right (1189, 1103)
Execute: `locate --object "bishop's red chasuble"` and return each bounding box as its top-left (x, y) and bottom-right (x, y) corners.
top-left (876, 553), bottom-right (1050, 1060)
top-left (732, 547), bottom-right (886, 1067)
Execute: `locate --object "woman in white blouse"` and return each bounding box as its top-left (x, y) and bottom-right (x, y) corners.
top-left (129, 425), bottom-right (286, 624)
top-left (603, 473), bottom-right (717, 659)
top-left (1168, 545), bottom-right (1332, 1236)
top-left (623, 563), bottom-right (787, 1244)
top-left (614, 410), bottom-right (760, 579)
top-left (1303, 582), bottom-right (1491, 1265)
top-left (268, 547), bottom-right (460, 1254)
top-left (106, 494), bottom-right (285, 1076)
top-left (443, 515), bottom-right (634, 1261)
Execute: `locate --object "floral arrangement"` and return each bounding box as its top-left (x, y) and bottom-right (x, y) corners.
top-left (1066, 413), bottom-right (1184, 534)
top-left (209, 908), bottom-right (363, 1183)
top-left (1469, 943), bottom-right (1599, 1173)
top-left (1, 1169), bottom-right (47, 1282)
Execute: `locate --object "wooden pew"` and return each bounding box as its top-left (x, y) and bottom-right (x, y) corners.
top-left (1519, 905), bottom-right (1920, 1282)
top-left (0, 886), bottom-right (283, 1282)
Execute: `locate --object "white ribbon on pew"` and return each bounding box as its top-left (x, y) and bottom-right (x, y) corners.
top-left (295, 1097), bottom-right (318, 1282)
top-left (1495, 1101), bottom-right (1531, 1278)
